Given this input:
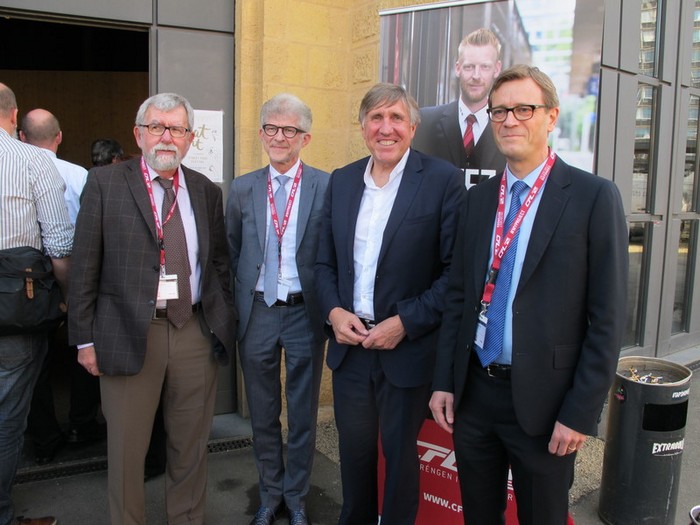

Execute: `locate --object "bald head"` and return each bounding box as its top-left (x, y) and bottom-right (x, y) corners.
top-left (20, 108), bottom-right (62, 152)
top-left (0, 83), bottom-right (19, 135)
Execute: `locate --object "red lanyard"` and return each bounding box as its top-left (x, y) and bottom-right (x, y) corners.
top-left (481, 149), bottom-right (556, 306)
top-left (140, 157), bottom-right (180, 270)
top-left (266, 163), bottom-right (303, 272)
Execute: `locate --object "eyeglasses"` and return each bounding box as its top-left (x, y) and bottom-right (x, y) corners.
top-left (486, 104), bottom-right (548, 123)
top-left (138, 123), bottom-right (190, 138)
top-left (262, 124), bottom-right (306, 138)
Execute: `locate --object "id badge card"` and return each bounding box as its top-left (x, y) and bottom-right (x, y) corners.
top-left (474, 312), bottom-right (488, 350)
top-left (157, 274), bottom-right (179, 301)
top-left (277, 278), bottom-right (291, 301)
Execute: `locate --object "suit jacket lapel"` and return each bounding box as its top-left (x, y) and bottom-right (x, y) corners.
top-left (125, 157), bottom-right (158, 243)
top-left (253, 169), bottom-right (269, 253)
top-left (440, 101), bottom-right (464, 165)
top-left (296, 164), bottom-right (316, 250)
top-left (518, 159), bottom-right (571, 290)
top-left (346, 163), bottom-right (366, 272)
top-left (377, 151), bottom-right (422, 265)
top-left (473, 180), bottom-right (500, 296)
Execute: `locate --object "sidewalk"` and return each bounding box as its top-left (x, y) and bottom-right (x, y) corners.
top-left (12, 364), bottom-right (699, 524)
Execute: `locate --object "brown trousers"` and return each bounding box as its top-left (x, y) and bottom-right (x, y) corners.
top-left (100, 313), bottom-right (218, 525)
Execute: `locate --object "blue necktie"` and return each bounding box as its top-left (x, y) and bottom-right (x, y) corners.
top-left (263, 175), bottom-right (289, 306)
top-left (477, 180), bottom-right (528, 366)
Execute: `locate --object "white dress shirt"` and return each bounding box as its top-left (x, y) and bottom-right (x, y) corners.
top-left (255, 160), bottom-right (302, 294)
top-left (145, 162), bottom-right (202, 305)
top-left (352, 149), bottom-right (410, 319)
top-left (458, 99), bottom-right (489, 145)
top-left (42, 149), bottom-right (88, 225)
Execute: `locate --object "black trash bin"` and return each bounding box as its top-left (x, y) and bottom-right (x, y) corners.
top-left (599, 356), bottom-right (693, 525)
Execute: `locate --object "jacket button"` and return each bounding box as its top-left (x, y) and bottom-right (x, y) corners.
top-left (153, 265), bottom-right (159, 272)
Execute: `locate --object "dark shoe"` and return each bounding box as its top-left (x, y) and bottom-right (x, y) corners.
top-left (288, 508), bottom-right (310, 525)
top-left (250, 504), bottom-right (282, 525)
top-left (34, 434), bottom-right (66, 465)
top-left (66, 420), bottom-right (106, 444)
top-left (16, 517), bottom-right (57, 525)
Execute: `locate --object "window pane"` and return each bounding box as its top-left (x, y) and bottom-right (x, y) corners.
top-left (640, 1), bottom-right (660, 76)
top-left (633, 84), bottom-right (656, 213)
top-left (672, 220), bottom-right (695, 334)
top-left (682, 95), bottom-right (699, 212)
top-left (625, 223), bottom-right (649, 346)
top-left (693, 0), bottom-right (700, 88)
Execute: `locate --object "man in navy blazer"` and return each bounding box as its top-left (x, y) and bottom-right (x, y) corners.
top-left (430, 66), bottom-right (628, 524)
top-left (315, 83), bottom-right (465, 525)
top-left (412, 28), bottom-right (506, 188)
top-left (226, 94), bottom-right (328, 525)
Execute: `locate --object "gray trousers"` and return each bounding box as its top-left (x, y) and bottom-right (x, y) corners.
top-left (239, 300), bottom-right (324, 512)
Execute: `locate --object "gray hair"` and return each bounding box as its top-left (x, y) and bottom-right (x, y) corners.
top-left (0, 83), bottom-right (17, 119)
top-left (358, 83), bottom-right (420, 126)
top-left (260, 93), bottom-right (313, 132)
top-left (135, 92), bottom-right (195, 130)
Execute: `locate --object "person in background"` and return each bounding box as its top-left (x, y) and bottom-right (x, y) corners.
top-left (412, 28), bottom-right (506, 188)
top-left (226, 93), bottom-right (329, 525)
top-left (90, 138), bottom-right (124, 167)
top-left (1, 82), bottom-right (72, 525)
top-left (68, 92), bottom-right (236, 525)
top-left (20, 109), bottom-right (104, 465)
top-left (315, 83), bottom-right (465, 525)
top-left (430, 65), bottom-right (628, 525)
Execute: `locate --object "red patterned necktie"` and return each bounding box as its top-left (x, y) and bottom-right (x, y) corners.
top-left (463, 114), bottom-right (477, 156)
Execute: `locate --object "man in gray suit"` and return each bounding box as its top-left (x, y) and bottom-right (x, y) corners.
top-left (226, 94), bottom-right (329, 525)
top-left (69, 92), bottom-right (236, 525)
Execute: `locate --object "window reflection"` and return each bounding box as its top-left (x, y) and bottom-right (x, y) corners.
top-left (633, 84), bottom-right (656, 213)
top-left (672, 221), bottom-right (695, 334)
top-left (683, 95), bottom-right (699, 212)
top-left (625, 223), bottom-right (648, 347)
top-left (693, 0), bottom-right (700, 88)
top-left (640, 1), bottom-right (659, 76)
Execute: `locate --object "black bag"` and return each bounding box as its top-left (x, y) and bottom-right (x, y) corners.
top-left (0, 246), bottom-right (66, 336)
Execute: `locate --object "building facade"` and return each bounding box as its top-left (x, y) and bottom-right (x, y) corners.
top-left (1, 0), bottom-right (699, 415)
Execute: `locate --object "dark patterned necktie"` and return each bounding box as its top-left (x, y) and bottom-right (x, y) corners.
top-left (157, 177), bottom-right (192, 328)
top-left (477, 180), bottom-right (528, 366)
top-left (463, 114), bottom-right (477, 156)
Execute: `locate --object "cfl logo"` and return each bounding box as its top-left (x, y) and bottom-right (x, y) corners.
top-left (417, 440), bottom-right (458, 472)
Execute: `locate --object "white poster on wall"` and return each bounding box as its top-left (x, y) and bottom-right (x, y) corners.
top-left (183, 109), bottom-right (224, 183)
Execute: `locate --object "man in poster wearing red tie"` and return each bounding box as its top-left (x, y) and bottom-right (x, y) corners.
top-left (412, 28), bottom-right (507, 188)
top-left (430, 66), bottom-right (628, 525)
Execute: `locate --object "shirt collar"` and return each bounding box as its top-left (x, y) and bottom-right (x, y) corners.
top-left (458, 99), bottom-right (489, 129)
top-left (363, 148), bottom-right (410, 189)
top-left (505, 156), bottom-right (548, 192)
top-left (269, 159), bottom-right (302, 179)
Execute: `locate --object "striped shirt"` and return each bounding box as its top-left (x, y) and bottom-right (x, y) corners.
top-left (0, 127), bottom-right (73, 257)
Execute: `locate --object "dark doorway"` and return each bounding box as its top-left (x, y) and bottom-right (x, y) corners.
top-left (0, 15), bottom-right (149, 167)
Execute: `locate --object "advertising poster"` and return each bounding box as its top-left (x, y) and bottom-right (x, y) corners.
top-left (183, 109), bottom-right (224, 183)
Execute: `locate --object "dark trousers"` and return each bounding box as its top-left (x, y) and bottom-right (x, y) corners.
top-left (333, 348), bottom-right (430, 525)
top-left (453, 362), bottom-right (576, 525)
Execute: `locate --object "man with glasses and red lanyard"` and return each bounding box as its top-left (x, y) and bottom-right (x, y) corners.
top-left (226, 94), bottom-right (329, 525)
top-left (69, 93), bottom-right (235, 525)
top-left (430, 65), bottom-right (628, 525)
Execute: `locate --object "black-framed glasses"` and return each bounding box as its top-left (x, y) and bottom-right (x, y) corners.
top-left (138, 123), bottom-right (190, 138)
top-left (262, 124), bottom-right (306, 138)
top-left (486, 104), bottom-right (548, 123)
